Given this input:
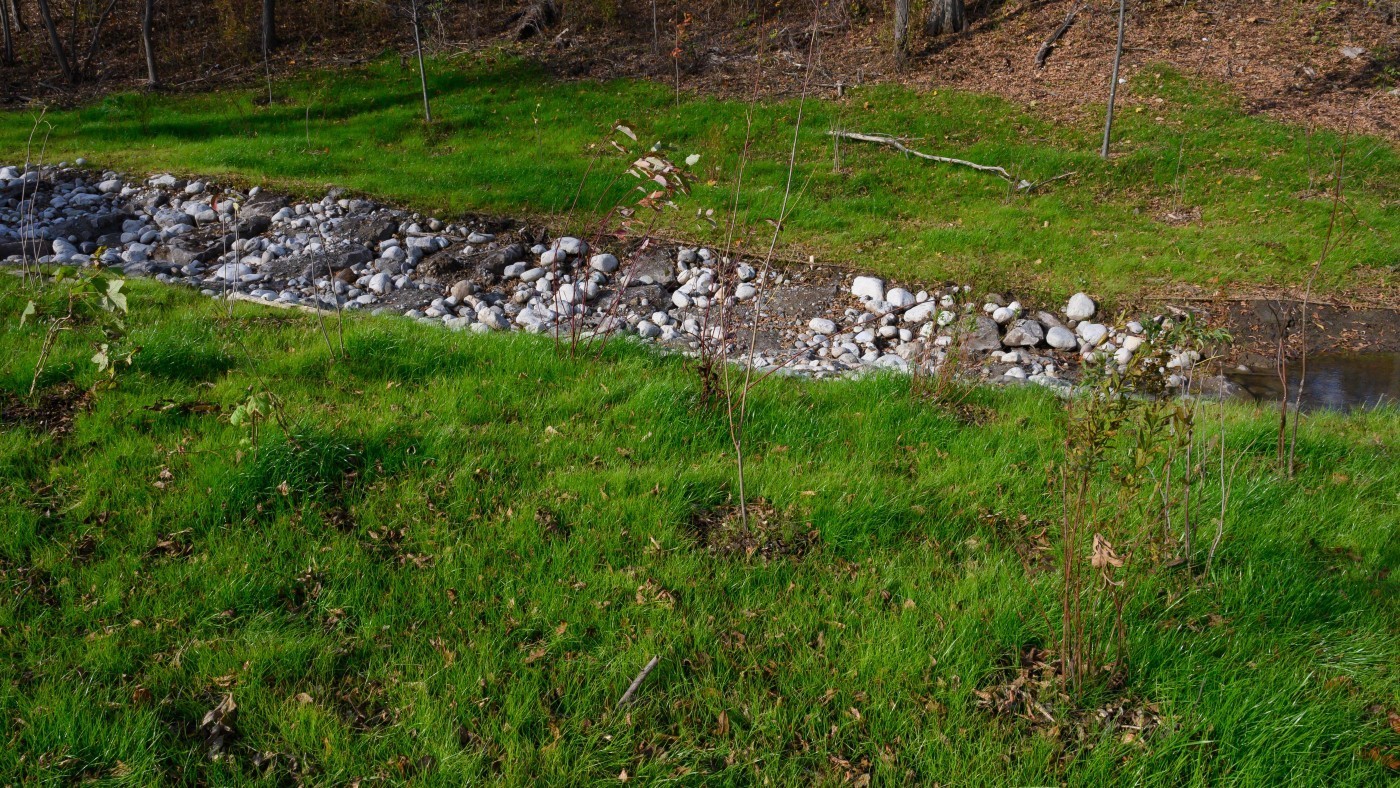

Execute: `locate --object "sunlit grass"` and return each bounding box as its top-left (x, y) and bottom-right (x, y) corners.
top-left (2, 55), bottom-right (1395, 300)
top-left (1, 278), bottom-right (1396, 783)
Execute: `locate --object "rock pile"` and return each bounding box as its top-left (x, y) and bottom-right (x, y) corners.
top-left (1, 163), bottom-right (1207, 389)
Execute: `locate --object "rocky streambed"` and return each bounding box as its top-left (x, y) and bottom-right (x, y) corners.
top-left (0, 162), bottom-right (1336, 397)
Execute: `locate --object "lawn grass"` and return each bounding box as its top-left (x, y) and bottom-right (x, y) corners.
top-left (2, 277), bottom-right (1397, 784)
top-left (2, 55), bottom-right (1396, 300)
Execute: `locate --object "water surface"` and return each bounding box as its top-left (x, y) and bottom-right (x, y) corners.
top-left (1226, 353), bottom-right (1400, 411)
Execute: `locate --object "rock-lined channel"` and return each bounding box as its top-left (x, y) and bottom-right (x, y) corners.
top-left (4, 163), bottom-right (1221, 390)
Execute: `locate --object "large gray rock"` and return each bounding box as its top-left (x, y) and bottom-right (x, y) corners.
top-left (851, 276), bottom-right (885, 301)
top-left (1002, 319), bottom-right (1044, 347)
top-left (338, 212), bottom-right (399, 245)
top-left (590, 253), bottom-right (619, 273)
top-left (1046, 326), bottom-right (1078, 350)
top-left (367, 272), bottom-right (394, 294)
top-left (885, 287), bottom-right (916, 308)
top-left (1076, 322), bottom-right (1108, 347)
top-left (964, 315), bottom-right (1003, 353)
top-left (1065, 292), bottom-right (1096, 321)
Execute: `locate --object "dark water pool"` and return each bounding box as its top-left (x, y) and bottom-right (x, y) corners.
top-left (1226, 353), bottom-right (1400, 411)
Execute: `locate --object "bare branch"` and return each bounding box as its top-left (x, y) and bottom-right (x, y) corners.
top-left (1036, 2), bottom-right (1083, 68)
top-left (615, 655), bottom-right (660, 711)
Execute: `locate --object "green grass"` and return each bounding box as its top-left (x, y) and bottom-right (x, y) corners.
top-left (2, 278), bottom-right (1397, 784)
top-left (3, 55), bottom-right (1397, 299)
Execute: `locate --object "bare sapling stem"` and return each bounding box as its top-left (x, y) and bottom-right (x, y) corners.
top-left (20, 110), bottom-right (53, 288)
top-left (1288, 131), bottom-right (1348, 477)
top-left (412, 1), bottom-right (432, 124)
top-left (729, 5), bottom-right (820, 530)
top-left (1100, 0), bottom-right (1127, 158)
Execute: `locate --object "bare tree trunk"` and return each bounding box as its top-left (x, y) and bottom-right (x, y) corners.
top-left (411, 1), bottom-right (432, 123)
top-left (924, 0), bottom-right (965, 36)
top-left (35, 0), bottom-right (76, 83)
top-left (7, 0), bottom-right (24, 33)
top-left (1100, 0), bottom-right (1127, 158)
top-left (141, 0), bottom-right (157, 86)
top-left (80, 0), bottom-right (121, 78)
top-left (261, 0), bottom-right (275, 59)
top-left (894, 0), bottom-right (909, 66)
top-left (1, 0), bottom-right (13, 66)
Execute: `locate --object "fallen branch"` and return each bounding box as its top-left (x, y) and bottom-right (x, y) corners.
top-left (615, 655), bottom-right (660, 711)
top-left (1036, 2), bottom-right (1083, 68)
top-left (829, 130), bottom-right (1073, 192)
top-left (828, 130), bottom-right (1016, 182)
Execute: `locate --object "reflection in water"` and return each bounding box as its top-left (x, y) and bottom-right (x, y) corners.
top-left (1226, 353), bottom-right (1400, 411)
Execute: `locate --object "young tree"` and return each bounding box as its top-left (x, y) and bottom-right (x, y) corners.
top-left (2, 0), bottom-right (13, 66)
top-left (261, 0), bottom-right (276, 59)
top-left (80, 0), bottom-right (122, 79)
top-left (34, 0), bottom-right (76, 83)
top-left (893, 0), bottom-right (910, 66)
top-left (1100, 0), bottom-right (1127, 158)
top-left (404, 0), bottom-right (432, 123)
top-left (924, 0), bottom-right (966, 36)
top-left (7, 0), bottom-right (25, 33)
top-left (142, 0), bottom-right (158, 86)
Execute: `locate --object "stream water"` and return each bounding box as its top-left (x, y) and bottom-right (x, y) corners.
top-left (1226, 353), bottom-right (1400, 411)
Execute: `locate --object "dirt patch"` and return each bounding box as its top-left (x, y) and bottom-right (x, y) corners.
top-left (333, 680), bottom-right (399, 732)
top-left (689, 498), bottom-right (819, 560)
top-left (535, 506), bottom-right (570, 539)
top-left (975, 645), bottom-right (1169, 752)
top-left (981, 510), bottom-right (1055, 575)
top-left (0, 382), bottom-right (92, 438)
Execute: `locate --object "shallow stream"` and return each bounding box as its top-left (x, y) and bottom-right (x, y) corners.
top-left (1226, 353), bottom-right (1400, 411)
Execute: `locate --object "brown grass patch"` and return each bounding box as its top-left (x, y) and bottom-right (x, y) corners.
top-left (1, 382), bottom-right (92, 438)
top-left (689, 498), bottom-right (819, 561)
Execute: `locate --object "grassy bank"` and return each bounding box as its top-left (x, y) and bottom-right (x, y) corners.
top-left (2, 56), bottom-right (1396, 299)
top-left (2, 277), bottom-right (1397, 783)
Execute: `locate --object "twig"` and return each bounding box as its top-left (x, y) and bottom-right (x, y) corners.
top-left (1035, 2), bottom-right (1083, 68)
top-left (615, 655), bottom-right (660, 710)
top-left (1021, 170), bottom-right (1077, 192)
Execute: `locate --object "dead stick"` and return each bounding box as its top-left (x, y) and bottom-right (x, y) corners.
top-left (1036, 2), bottom-right (1083, 68)
top-left (615, 655), bottom-right (660, 710)
top-left (826, 130), bottom-right (1018, 183)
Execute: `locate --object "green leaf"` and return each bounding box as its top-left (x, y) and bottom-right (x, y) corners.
top-left (107, 278), bottom-right (128, 313)
top-left (20, 300), bottom-right (36, 326)
top-left (91, 343), bottom-right (111, 373)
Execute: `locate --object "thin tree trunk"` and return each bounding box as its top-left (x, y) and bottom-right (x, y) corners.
top-left (924, 0), bottom-right (965, 36)
top-left (35, 0), bottom-right (76, 84)
top-left (894, 0), bottom-right (909, 66)
top-left (1100, 0), bottom-right (1127, 158)
top-left (141, 0), bottom-right (157, 86)
top-left (80, 0), bottom-right (120, 77)
top-left (412, 3), bottom-right (431, 123)
top-left (261, 0), bottom-right (275, 58)
top-left (1, 0), bottom-right (13, 66)
top-left (7, 0), bottom-right (25, 33)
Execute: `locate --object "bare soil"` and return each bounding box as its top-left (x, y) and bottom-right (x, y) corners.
top-left (0, 381), bottom-right (91, 437)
